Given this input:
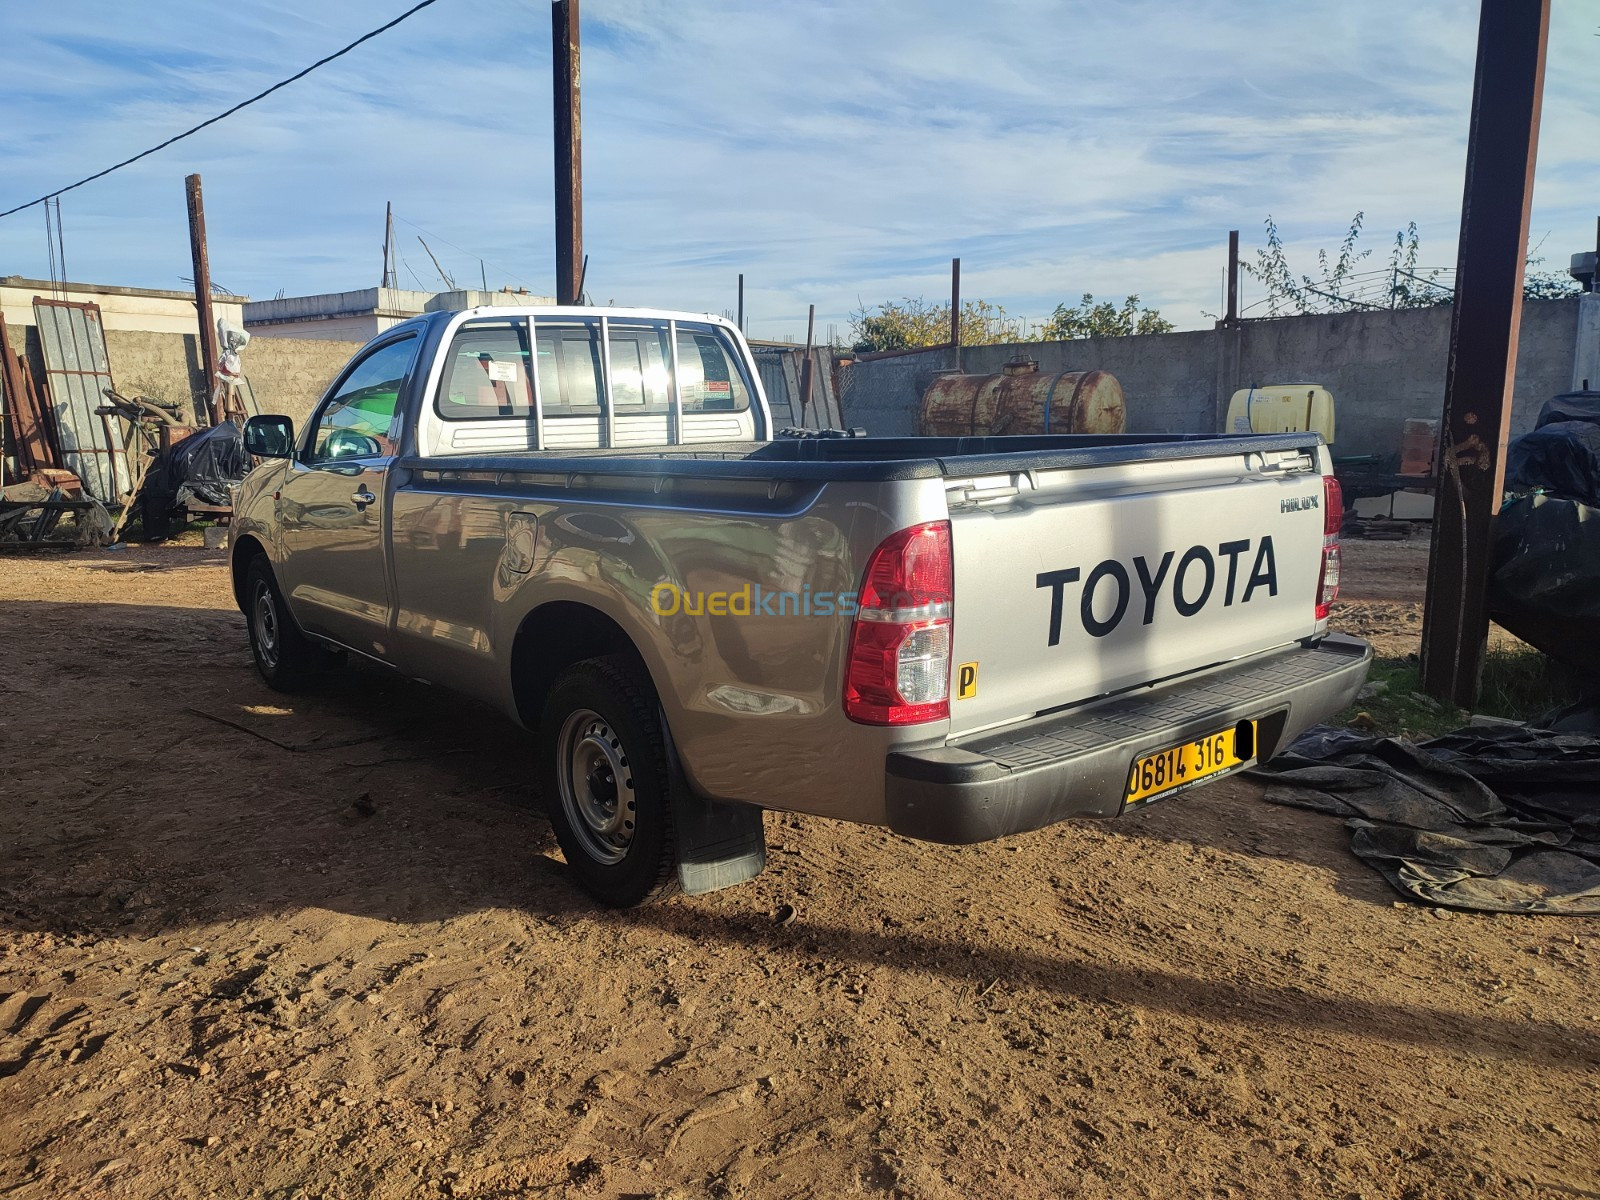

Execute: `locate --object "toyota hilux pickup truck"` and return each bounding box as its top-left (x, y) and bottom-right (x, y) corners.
top-left (231, 305), bottom-right (1370, 906)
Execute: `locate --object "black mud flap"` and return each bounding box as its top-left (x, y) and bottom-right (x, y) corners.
top-left (660, 708), bottom-right (766, 895)
top-left (672, 789), bottom-right (767, 895)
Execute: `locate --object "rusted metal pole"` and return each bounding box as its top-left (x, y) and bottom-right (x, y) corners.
top-left (799, 303), bottom-right (816, 423)
top-left (1225, 230), bottom-right (1239, 325)
top-left (552, 0), bottom-right (583, 306)
top-left (949, 257), bottom-right (961, 372)
top-left (185, 173), bottom-right (220, 426)
top-left (0, 315), bottom-right (44, 474)
top-left (1419, 0), bottom-right (1550, 708)
top-left (737, 274), bottom-right (744, 332)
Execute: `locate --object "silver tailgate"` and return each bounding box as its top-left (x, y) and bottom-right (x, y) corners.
top-left (946, 448), bottom-right (1327, 737)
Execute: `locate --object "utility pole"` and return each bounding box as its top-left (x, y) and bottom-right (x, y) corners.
top-left (552, 0), bottom-right (583, 306)
top-left (737, 274), bottom-right (744, 332)
top-left (1419, 0), bottom-right (1550, 707)
top-left (949, 257), bottom-right (961, 372)
top-left (1225, 230), bottom-right (1240, 325)
top-left (184, 173), bottom-right (219, 426)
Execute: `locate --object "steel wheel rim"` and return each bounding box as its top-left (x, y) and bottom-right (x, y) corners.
top-left (557, 707), bottom-right (636, 865)
top-left (253, 580), bottom-right (280, 670)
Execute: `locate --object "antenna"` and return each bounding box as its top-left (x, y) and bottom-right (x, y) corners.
top-left (417, 236), bottom-right (455, 289)
top-left (382, 201), bottom-right (394, 288)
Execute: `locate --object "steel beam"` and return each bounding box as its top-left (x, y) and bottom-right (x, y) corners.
top-left (949, 257), bottom-right (961, 372)
top-left (1225, 230), bottom-right (1239, 326)
top-left (1419, 0), bottom-right (1550, 707)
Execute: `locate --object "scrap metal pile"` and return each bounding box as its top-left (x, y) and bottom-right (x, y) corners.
top-left (0, 297), bottom-right (252, 549)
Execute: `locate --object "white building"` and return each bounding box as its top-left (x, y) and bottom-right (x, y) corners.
top-left (0, 276), bottom-right (245, 337)
top-left (243, 287), bottom-right (554, 341)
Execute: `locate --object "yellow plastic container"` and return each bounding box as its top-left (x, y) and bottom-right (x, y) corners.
top-left (1225, 384), bottom-right (1335, 446)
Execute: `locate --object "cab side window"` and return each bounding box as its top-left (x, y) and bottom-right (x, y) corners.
top-left (435, 322), bottom-right (534, 420)
top-left (309, 336), bottom-right (418, 463)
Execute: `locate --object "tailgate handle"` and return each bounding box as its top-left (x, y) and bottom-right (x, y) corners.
top-left (947, 482), bottom-right (1021, 508)
top-left (1255, 451), bottom-right (1315, 474)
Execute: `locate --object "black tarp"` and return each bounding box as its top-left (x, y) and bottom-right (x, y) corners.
top-left (1532, 389), bottom-right (1600, 431)
top-left (1488, 494), bottom-right (1600, 674)
top-left (164, 422), bottom-right (247, 506)
top-left (1494, 390), bottom-right (1600, 675)
top-left (140, 422), bottom-right (248, 537)
top-left (1504, 389), bottom-right (1600, 507)
top-left (1252, 724), bottom-right (1600, 913)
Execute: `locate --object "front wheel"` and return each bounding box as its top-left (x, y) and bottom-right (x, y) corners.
top-left (538, 656), bottom-right (679, 907)
top-left (244, 557), bottom-right (336, 692)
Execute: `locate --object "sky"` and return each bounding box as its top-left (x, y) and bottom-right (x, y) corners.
top-left (0, 1), bottom-right (1595, 343)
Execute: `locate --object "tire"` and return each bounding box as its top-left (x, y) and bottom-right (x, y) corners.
top-left (243, 556), bottom-right (335, 692)
top-left (538, 655), bottom-right (679, 907)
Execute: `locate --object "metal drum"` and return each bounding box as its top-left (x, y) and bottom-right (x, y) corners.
top-left (919, 359), bottom-right (1125, 436)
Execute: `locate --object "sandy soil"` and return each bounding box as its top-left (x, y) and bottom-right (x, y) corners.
top-left (1, 541), bottom-right (1596, 1199)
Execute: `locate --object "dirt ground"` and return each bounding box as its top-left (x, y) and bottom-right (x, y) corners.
top-left (1, 538), bottom-right (1596, 1200)
top-left (1332, 533), bottom-right (1525, 660)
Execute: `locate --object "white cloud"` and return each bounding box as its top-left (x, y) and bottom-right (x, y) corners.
top-left (0, 0), bottom-right (1593, 341)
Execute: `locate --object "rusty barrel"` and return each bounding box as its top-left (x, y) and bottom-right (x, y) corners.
top-left (919, 363), bottom-right (1125, 436)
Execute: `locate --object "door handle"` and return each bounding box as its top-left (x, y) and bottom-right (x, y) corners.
top-left (352, 489), bottom-right (376, 509)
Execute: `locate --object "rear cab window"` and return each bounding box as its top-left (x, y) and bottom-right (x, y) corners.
top-left (431, 314), bottom-right (757, 437)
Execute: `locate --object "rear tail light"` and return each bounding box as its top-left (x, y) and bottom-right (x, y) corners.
top-left (844, 521), bottom-right (953, 725)
top-left (1316, 474), bottom-right (1342, 621)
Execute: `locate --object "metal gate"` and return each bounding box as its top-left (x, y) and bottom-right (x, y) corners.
top-left (33, 298), bottom-right (121, 501)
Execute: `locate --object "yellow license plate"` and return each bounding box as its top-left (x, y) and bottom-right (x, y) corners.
top-left (1125, 720), bottom-right (1257, 806)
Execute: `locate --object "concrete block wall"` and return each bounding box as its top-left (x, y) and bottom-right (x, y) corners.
top-left (244, 336), bottom-right (365, 425)
top-left (840, 297), bottom-right (1589, 462)
top-left (4, 323), bottom-right (360, 429)
top-left (106, 330), bottom-right (363, 427)
top-left (1234, 300), bottom-right (1578, 458)
top-left (103, 330), bottom-right (205, 418)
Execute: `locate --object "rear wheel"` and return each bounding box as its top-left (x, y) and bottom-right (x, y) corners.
top-left (539, 656), bottom-right (678, 907)
top-left (244, 557), bottom-right (336, 692)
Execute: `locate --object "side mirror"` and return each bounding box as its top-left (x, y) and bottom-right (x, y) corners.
top-left (244, 415), bottom-right (295, 459)
top-left (322, 429), bottom-right (383, 460)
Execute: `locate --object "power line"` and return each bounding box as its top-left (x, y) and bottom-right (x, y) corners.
top-left (0, 0), bottom-right (445, 221)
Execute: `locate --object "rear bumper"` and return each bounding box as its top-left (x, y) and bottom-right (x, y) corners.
top-left (885, 634), bottom-right (1372, 844)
